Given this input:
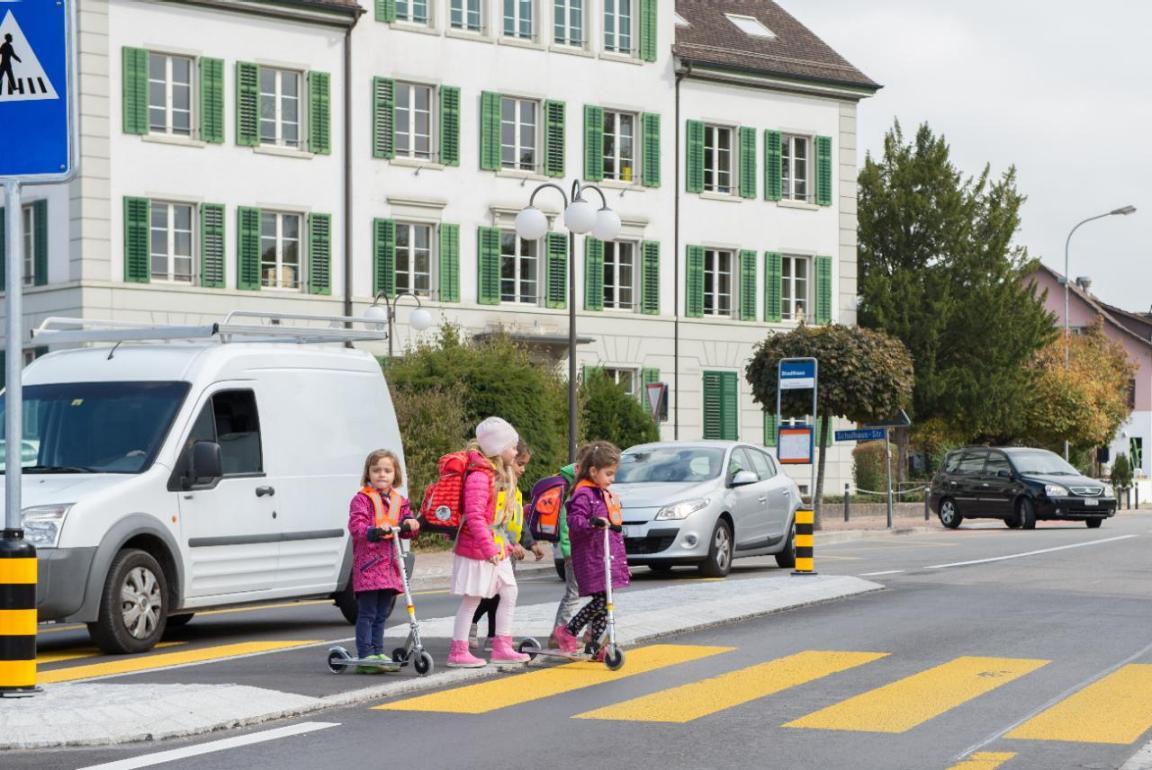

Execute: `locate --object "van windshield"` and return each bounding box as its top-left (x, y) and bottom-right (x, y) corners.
top-left (0, 382), bottom-right (190, 474)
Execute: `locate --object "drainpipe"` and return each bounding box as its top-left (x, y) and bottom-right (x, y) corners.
top-left (342, 22), bottom-right (355, 320)
top-left (673, 64), bottom-right (687, 438)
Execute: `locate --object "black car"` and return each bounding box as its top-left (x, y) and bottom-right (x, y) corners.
top-left (928, 447), bottom-right (1117, 529)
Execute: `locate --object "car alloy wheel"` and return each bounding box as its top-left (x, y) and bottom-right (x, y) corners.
top-left (700, 520), bottom-right (733, 577)
top-left (121, 565), bottom-right (164, 640)
top-left (939, 499), bottom-right (962, 529)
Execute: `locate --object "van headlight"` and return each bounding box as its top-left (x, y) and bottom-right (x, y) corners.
top-left (655, 498), bottom-right (710, 521)
top-left (1044, 484), bottom-right (1069, 497)
top-left (21, 505), bottom-right (73, 549)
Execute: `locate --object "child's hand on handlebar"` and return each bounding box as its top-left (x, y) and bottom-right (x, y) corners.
top-left (366, 527), bottom-right (387, 542)
top-left (592, 517), bottom-right (610, 529)
top-left (400, 519), bottom-right (420, 533)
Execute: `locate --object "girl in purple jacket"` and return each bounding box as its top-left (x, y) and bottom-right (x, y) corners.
top-left (552, 441), bottom-right (630, 659)
top-left (348, 449), bottom-right (419, 673)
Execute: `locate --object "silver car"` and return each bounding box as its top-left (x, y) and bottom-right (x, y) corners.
top-left (611, 441), bottom-right (801, 577)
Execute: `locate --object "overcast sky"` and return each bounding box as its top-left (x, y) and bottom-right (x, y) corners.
top-left (776, 0), bottom-right (1152, 313)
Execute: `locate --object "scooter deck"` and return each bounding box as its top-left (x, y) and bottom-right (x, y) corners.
top-left (526, 648), bottom-right (593, 662)
top-left (333, 657), bottom-right (402, 670)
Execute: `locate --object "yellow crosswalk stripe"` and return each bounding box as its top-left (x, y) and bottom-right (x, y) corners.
top-left (38, 640), bottom-right (318, 684)
top-left (785, 656), bottom-right (1049, 733)
top-left (1006, 664), bottom-right (1152, 744)
top-left (575, 650), bottom-right (888, 723)
top-left (38, 641), bottom-right (185, 665)
top-left (946, 752), bottom-right (1017, 770)
top-left (375, 644), bottom-right (732, 715)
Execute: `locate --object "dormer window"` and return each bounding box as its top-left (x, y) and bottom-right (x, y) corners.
top-left (725, 13), bottom-right (775, 40)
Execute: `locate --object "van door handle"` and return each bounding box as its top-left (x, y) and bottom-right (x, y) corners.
top-left (757, 497), bottom-right (768, 503)
top-left (256, 486), bottom-right (275, 498)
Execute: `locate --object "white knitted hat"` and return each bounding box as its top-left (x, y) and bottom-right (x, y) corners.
top-left (475, 416), bottom-right (519, 457)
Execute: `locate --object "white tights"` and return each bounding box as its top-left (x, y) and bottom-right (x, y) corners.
top-left (453, 581), bottom-right (519, 641)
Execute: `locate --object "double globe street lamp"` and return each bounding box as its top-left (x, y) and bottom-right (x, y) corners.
top-left (364, 290), bottom-right (435, 359)
top-left (516, 180), bottom-right (621, 462)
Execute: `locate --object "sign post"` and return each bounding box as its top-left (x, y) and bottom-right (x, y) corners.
top-left (776, 357), bottom-right (819, 525)
top-left (1, 0), bottom-right (78, 698)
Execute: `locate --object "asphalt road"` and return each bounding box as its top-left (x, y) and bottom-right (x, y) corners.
top-left (11, 512), bottom-right (1152, 770)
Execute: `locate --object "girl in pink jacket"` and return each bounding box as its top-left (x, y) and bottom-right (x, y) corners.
top-left (447, 417), bottom-right (531, 668)
top-left (348, 449), bottom-right (419, 673)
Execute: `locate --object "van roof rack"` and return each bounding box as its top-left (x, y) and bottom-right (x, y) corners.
top-left (3, 312), bottom-right (392, 349)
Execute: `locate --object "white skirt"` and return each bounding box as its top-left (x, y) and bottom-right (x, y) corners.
top-left (450, 554), bottom-right (516, 598)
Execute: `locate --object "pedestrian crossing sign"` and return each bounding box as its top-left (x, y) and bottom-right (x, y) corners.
top-left (0, 10), bottom-right (59, 102)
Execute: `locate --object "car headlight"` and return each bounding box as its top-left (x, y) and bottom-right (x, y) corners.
top-left (655, 498), bottom-right (710, 521)
top-left (1103, 484), bottom-right (1115, 497)
top-left (1044, 484), bottom-right (1069, 497)
top-left (20, 505), bottom-right (72, 549)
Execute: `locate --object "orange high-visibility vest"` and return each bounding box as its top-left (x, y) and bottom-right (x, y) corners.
top-left (575, 480), bottom-right (622, 526)
top-left (362, 486), bottom-right (402, 539)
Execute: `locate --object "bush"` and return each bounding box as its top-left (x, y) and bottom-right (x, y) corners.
top-left (853, 441), bottom-right (895, 493)
top-left (1111, 453), bottom-right (1133, 490)
top-left (579, 369), bottom-right (659, 451)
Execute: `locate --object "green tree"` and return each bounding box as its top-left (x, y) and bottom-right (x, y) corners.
top-left (579, 369), bottom-right (659, 449)
top-left (858, 121), bottom-right (1056, 443)
top-left (746, 324), bottom-right (914, 523)
top-left (1110, 452), bottom-right (1133, 492)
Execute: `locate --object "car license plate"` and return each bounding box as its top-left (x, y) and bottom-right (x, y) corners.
top-left (1084, 499), bottom-right (1098, 506)
top-left (622, 525), bottom-right (640, 538)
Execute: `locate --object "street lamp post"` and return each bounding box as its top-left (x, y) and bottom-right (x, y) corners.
top-left (516, 180), bottom-right (621, 462)
top-left (1062, 205), bottom-right (1136, 459)
top-left (364, 291), bottom-right (435, 358)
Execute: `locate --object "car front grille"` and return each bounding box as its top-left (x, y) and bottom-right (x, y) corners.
top-left (1070, 486), bottom-right (1104, 497)
top-left (625, 534), bottom-right (677, 555)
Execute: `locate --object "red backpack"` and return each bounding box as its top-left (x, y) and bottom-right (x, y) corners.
top-left (419, 452), bottom-right (493, 536)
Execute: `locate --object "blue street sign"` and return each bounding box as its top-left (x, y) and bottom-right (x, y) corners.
top-left (0, 0), bottom-right (73, 178)
top-left (779, 359), bottom-right (816, 390)
top-left (834, 427), bottom-right (888, 443)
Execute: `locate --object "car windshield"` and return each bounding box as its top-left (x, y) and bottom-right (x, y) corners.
top-left (0, 381), bottom-right (190, 474)
top-left (615, 447), bottom-right (726, 483)
top-left (1010, 450), bottom-right (1081, 476)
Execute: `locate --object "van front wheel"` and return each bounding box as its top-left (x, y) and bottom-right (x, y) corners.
top-left (88, 549), bottom-right (169, 655)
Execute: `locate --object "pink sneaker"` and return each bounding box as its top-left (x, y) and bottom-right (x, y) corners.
top-left (552, 624), bottom-right (582, 654)
top-left (446, 639), bottom-right (487, 668)
top-left (490, 636), bottom-right (530, 664)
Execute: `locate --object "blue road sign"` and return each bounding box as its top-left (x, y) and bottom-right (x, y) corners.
top-left (779, 359), bottom-right (816, 390)
top-left (834, 427), bottom-right (888, 443)
top-left (0, 0), bottom-right (72, 178)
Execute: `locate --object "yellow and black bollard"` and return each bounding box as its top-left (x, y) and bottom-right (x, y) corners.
top-left (791, 508), bottom-right (818, 576)
top-left (0, 529), bottom-right (38, 696)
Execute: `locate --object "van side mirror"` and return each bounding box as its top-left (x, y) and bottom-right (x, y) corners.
top-left (997, 469), bottom-right (1013, 479)
top-left (190, 441), bottom-right (223, 483)
top-left (731, 470), bottom-right (758, 487)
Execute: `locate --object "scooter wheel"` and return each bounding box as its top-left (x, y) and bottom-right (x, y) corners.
top-left (327, 648), bottom-right (350, 674)
top-left (517, 637), bottom-right (542, 661)
top-left (391, 647), bottom-right (408, 664)
top-left (604, 646), bottom-right (625, 671)
top-left (414, 651), bottom-right (434, 676)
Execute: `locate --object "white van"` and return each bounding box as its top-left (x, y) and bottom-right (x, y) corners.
top-left (0, 315), bottom-right (402, 653)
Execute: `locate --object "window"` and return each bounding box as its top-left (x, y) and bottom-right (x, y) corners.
top-left (149, 202), bottom-right (194, 283)
top-left (259, 68), bottom-right (302, 149)
top-left (260, 212), bottom-right (302, 290)
top-left (395, 223), bottom-right (434, 297)
top-left (554, 0), bottom-right (583, 46)
top-left (703, 248), bottom-right (734, 317)
top-left (984, 453), bottom-right (1010, 477)
top-left (1130, 437), bottom-right (1143, 471)
top-left (500, 230), bottom-right (538, 303)
top-left (750, 449), bottom-right (777, 479)
top-left (725, 13), bottom-right (775, 39)
top-left (601, 367), bottom-right (638, 396)
top-left (1129, 379), bottom-right (1137, 410)
top-left (503, 0), bottom-right (535, 39)
top-left (501, 96), bottom-right (538, 171)
top-left (781, 135), bottom-right (810, 201)
top-left (21, 205), bottom-right (35, 287)
top-left (451, 0), bottom-right (484, 31)
top-left (603, 241), bottom-right (635, 311)
top-left (148, 52), bottom-right (193, 136)
top-left (603, 110), bottom-right (636, 182)
top-left (395, 0), bottom-right (429, 24)
top-left (603, 0), bottom-right (633, 53)
top-left (782, 255), bottom-right (810, 321)
top-left (703, 124), bottom-right (734, 194)
top-left (956, 451), bottom-right (988, 475)
top-left (186, 390), bottom-right (264, 477)
top-left (395, 82), bottom-right (434, 160)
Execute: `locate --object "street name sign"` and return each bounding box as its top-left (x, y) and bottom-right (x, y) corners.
top-left (834, 428), bottom-right (888, 443)
top-left (779, 360), bottom-right (816, 390)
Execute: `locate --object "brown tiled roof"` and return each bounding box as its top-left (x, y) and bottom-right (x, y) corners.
top-left (675, 0), bottom-right (879, 90)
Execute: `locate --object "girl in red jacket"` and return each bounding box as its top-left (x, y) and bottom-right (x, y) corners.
top-left (348, 449), bottom-right (419, 673)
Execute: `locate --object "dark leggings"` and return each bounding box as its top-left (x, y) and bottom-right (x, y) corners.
top-left (472, 596), bottom-right (499, 638)
top-left (566, 592), bottom-right (607, 645)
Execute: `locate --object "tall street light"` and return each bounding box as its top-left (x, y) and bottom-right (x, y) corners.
top-left (1062, 204), bottom-right (1137, 458)
top-left (516, 180), bottom-right (621, 462)
top-left (364, 291), bottom-right (435, 358)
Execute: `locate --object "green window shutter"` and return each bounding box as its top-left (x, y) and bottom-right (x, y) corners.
top-left (641, 113), bottom-right (661, 188)
top-left (686, 120), bottom-right (704, 193)
top-left (372, 218), bottom-right (396, 297)
top-left (544, 100), bottom-right (566, 178)
top-left (308, 213), bottom-right (332, 295)
top-left (815, 255), bottom-right (833, 325)
top-left (32, 199), bottom-right (48, 286)
top-left (815, 135), bottom-right (833, 206)
top-left (123, 197), bottom-right (151, 283)
top-left (480, 92), bottom-right (502, 171)
top-left (375, 0), bottom-right (396, 22)
top-left (641, 368), bottom-right (660, 408)
top-left (764, 251), bottom-right (782, 322)
top-left (236, 62), bottom-right (259, 147)
top-left (702, 372), bottom-right (722, 440)
top-left (738, 127), bottom-right (757, 199)
top-left (0, 207), bottom-right (5, 291)
top-left (584, 238), bottom-right (604, 311)
top-left (640, 240), bottom-right (660, 315)
top-left (307, 71), bottom-right (331, 155)
top-left (438, 224), bottom-right (460, 302)
top-left (739, 249), bottom-right (757, 321)
top-left (721, 372), bottom-right (739, 440)
top-left (439, 86), bottom-right (461, 166)
top-left (764, 129), bottom-right (782, 201)
top-left (545, 232), bottom-right (568, 309)
top-left (372, 78), bottom-right (396, 159)
top-left (639, 0), bottom-right (658, 62)
top-left (122, 47), bottom-right (148, 135)
top-left (200, 203), bottom-right (226, 288)
top-left (685, 245), bottom-right (704, 318)
top-left (236, 207), bottom-right (261, 290)
top-left (583, 105), bottom-right (604, 181)
top-left (764, 411), bottom-right (777, 447)
top-left (199, 57), bottom-right (224, 144)
top-left (477, 226), bottom-right (501, 305)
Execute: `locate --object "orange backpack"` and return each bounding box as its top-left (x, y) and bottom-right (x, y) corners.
top-left (418, 452), bottom-right (493, 536)
top-left (527, 474), bottom-right (570, 542)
